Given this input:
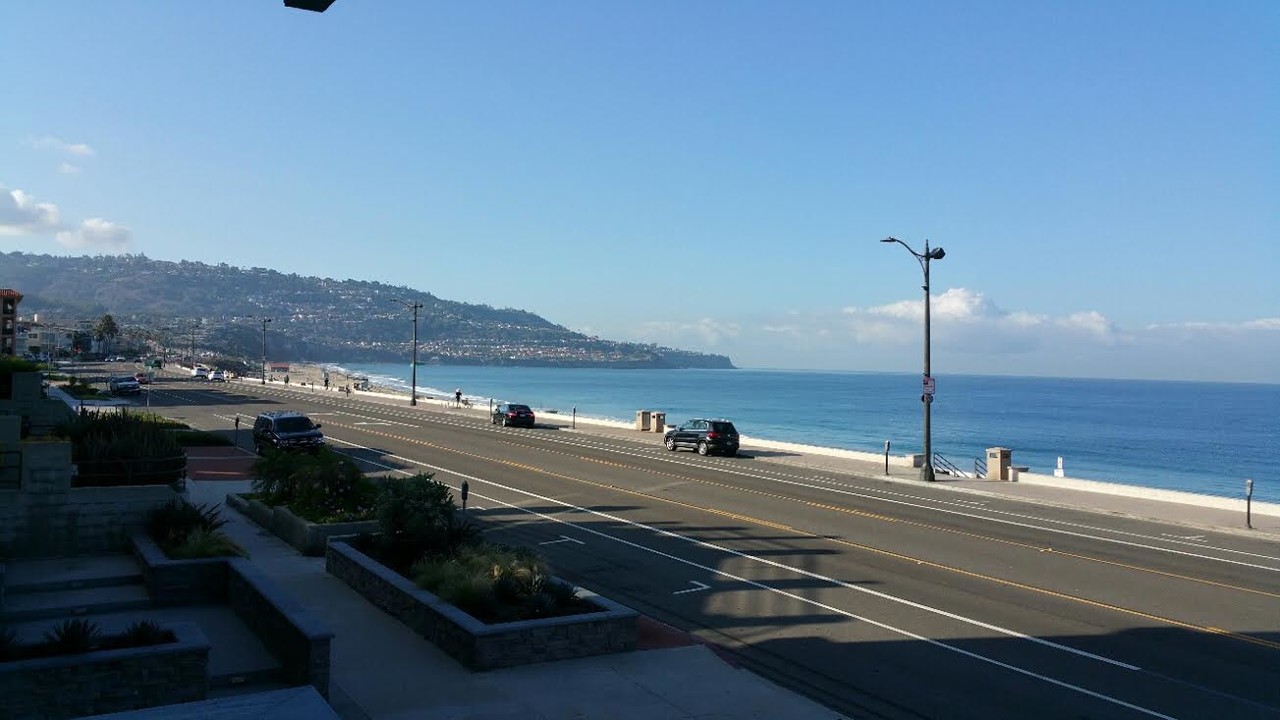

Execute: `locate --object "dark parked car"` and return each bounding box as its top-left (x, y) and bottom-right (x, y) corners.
top-left (252, 411), bottom-right (325, 454)
top-left (664, 419), bottom-right (740, 456)
top-left (107, 376), bottom-right (141, 396)
top-left (491, 403), bottom-right (536, 428)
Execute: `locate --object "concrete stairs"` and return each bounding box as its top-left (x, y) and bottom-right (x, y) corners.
top-left (1, 554), bottom-right (284, 695)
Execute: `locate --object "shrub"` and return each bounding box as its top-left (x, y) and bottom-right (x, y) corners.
top-left (119, 620), bottom-right (174, 647)
top-left (375, 473), bottom-right (453, 540)
top-left (146, 499), bottom-right (227, 547)
top-left (168, 528), bottom-right (248, 559)
top-left (252, 447), bottom-right (377, 523)
top-left (43, 619), bottom-right (102, 654)
top-left (54, 409), bottom-right (185, 486)
top-left (411, 543), bottom-right (589, 623)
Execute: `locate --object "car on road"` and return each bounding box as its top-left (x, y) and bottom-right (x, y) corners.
top-left (107, 376), bottom-right (142, 396)
top-left (252, 411), bottom-right (325, 454)
top-left (192, 367), bottom-right (208, 379)
top-left (209, 369), bottom-right (226, 382)
top-left (664, 418), bottom-right (740, 456)
top-left (491, 403), bottom-right (536, 428)
top-left (133, 372), bottom-right (150, 384)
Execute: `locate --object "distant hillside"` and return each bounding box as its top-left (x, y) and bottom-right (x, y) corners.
top-left (0, 252), bottom-right (734, 369)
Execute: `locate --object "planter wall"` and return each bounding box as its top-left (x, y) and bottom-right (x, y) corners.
top-left (326, 540), bottom-right (637, 671)
top-left (227, 558), bottom-right (334, 698)
top-left (0, 622), bottom-right (209, 720)
top-left (131, 531), bottom-right (228, 605)
top-left (128, 532), bottom-right (333, 697)
top-left (227, 492), bottom-right (378, 556)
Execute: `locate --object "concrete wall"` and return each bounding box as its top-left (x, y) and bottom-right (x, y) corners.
top-left (1014, 470), bottom-right (1280, 518)
top-left (227, 558), bottom-right (334, 698)
top-left (0, 440), bottom-right (178, 558)
top-left (0, 622), bottom-right (209, 719)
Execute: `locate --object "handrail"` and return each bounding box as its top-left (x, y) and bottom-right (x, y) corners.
top-left (974, 456), bottom-right (987, 479)
top-left (932, 452), bottom-right (970, 478)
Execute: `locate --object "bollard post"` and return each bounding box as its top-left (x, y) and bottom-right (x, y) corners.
top-left (1245, 478), bottom-right (1254, 530)
top-left (572, 406), bottom-right (576, 429)
top-left (884, 440), bottom-right (891, 475)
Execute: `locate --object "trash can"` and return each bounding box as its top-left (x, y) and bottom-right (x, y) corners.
top-left (651, 412), bottom-right (666, 433)
top-left (635, 410), bottom-right (651, 432)
top-left (986, 447), bottom-right (1011, 480)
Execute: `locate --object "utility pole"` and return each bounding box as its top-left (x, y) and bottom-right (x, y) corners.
top-left (396, 300), bottom-right (424, 406)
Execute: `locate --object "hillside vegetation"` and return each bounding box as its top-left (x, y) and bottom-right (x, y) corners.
top-left (2, 252), bottom-right (733, 369)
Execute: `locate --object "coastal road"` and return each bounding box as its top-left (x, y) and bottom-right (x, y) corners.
top-left (131, 371), bottom-right (1280, 720)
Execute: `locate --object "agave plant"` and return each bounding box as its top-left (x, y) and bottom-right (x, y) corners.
top-left (119, 620), bottom-right (174, 647)
top-left (146, 498), bottom-right (228, 550)
top-left (43, 619), bottom-right (102, 654)
top-left (167, 527), bottom-right (248, 559)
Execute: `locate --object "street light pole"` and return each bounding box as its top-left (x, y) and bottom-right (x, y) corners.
top-left (256, 317), bottom-right (272, 385)
top-left (881, 236), bottom-right (946, 482)
top-left (396, 301), bottom-right (424, 406)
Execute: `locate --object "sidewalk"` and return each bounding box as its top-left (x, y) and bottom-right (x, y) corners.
top-left (184, 473), bottom-right (847, 720)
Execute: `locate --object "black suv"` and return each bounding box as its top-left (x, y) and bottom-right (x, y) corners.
top-left (664, 419), bottom-right (740, 456)
top-left (491, 403), bottom-right (536, 428)
top-left (252, 411), bottom-right (325, 454)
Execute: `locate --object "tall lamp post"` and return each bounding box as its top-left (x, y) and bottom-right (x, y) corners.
top-left (396, 300), bottom-right (424, 406)
top-left (255, 317), bottom-right (273, 385)
top-left (881, 236), bottom-right (946, 482)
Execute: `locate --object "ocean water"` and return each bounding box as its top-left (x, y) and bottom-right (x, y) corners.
top-left (337, 363), bottom-right (1280, 503)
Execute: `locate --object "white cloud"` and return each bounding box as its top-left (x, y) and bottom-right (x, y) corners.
top-left (26, 135), bottom-right (95, 157)
top-left (0, 187), bottom-right (62, 235)
top-left (614, 288), bottom-right (1279, 381)
top-left (58, 162), bottom-right (82, 175)
top-left (56, 218), bottom-right (132, 251)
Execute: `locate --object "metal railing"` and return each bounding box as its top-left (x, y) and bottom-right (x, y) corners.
top-left (72, 453), bottom-right (187, 487)
top-left (932, 452), bottom-right (970, 478)
top-left (974, 456), bottom-right (987, 479)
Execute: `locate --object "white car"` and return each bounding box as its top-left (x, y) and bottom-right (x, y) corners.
top-left (209, 369), bottom-right (227, 382)
top-left (192, 367), bottom-right (209, 379)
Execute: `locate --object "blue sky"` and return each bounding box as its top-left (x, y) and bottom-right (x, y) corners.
top-left (2, 1), bottom-right (1276, 382)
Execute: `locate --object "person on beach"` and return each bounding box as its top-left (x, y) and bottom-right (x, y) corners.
top-left (455, 388), bottom-right (463, 407)
top-left (323, 374), bottom-right (329, 390)
top-left (284, 374), bottom-right (290, 385)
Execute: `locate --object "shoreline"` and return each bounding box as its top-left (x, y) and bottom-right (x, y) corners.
top-left (239, 365), bottom-right (1279, 517)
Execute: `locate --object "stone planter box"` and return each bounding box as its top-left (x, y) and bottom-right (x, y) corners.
top-left (226, 492), bottom-right (378, 556)
top-left (0, 622), bottom-right (209, 720)
top-left (326, 540), bottom-right (637, 671)
top-left (131, 530), bottom-right (228, 605)
top-left (128, 531), bottom-right (333, 697)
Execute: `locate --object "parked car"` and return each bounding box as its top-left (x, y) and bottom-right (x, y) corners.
top-left (133, 372), bottom-right (150, 384)
top-left (192, 367), bottom-right (209, 379)
top-left (491, 403), bottom-right (536, 428)
top-left (664, 419), bottom-right (740, 456)
top-left (209, 369), bottom-right (227, 382)
top-left (252, 411), bottom-right (325, 454)
top-left (107, 376), bottom-right (142, 396)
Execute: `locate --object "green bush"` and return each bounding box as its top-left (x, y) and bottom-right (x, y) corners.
top-left (252, 447), bottom-right (378, 523)
top-left (54, 410), bottom-right (185, 487)
top-left (146, 499), bottom-right (245, 559)
top-left (167, 528), bottom-right (247, 559)
top-left (411, 543), bottom-right (588, 623)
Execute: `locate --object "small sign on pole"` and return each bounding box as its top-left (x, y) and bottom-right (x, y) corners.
top-left (923, 375), bottom-right (936, 396)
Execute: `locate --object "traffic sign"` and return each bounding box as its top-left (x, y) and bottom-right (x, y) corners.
top-left (923, 376), bottom-right (936, 396)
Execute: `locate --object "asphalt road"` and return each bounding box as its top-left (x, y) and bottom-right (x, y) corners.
top-left (97, 366), bottom-right (1280, 720)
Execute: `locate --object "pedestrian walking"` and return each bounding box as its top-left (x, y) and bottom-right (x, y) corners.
top-left (455, 388), bottom-right (463, 407)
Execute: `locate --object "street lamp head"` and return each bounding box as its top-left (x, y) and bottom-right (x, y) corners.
top-left (928, 247), bottom-right (946, 260)
top-left (881, 237), bottom-right (899, 244)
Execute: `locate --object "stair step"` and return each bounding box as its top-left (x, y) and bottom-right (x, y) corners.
top-left (3, 554), bottom-right (142, 594)
top-left (1, 583), bottom-right (152, 622)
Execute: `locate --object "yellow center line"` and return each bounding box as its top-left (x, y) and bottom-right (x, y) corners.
top-left (329, 421), bottom-right (1280, 653)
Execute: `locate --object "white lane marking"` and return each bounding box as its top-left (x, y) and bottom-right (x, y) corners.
top-left (219, 395), bottom-right (1280, 568)
top-left (353, 421), bottom-right (394, 427)
top-left (1162, 534), bottom-right (1207, 542)
top-left (538, 535), bottom-right (585, 546)
top-left (324, 435), bottom-right (1138, 671)
top-left (674, 581), bottom-right (710, 595)
top-left (324, 438), bottom-right (1176, 720)
top-left (336, 411), bottom-right (416, 427)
